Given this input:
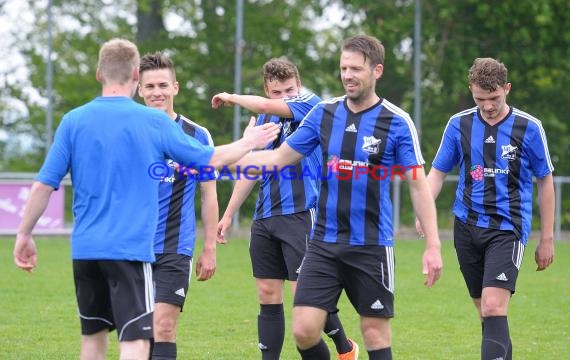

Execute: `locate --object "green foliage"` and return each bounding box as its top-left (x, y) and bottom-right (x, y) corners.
top-left (1, 237), bottom-right (569, 359)
top-left (2, 0), bottom-right (570, 226)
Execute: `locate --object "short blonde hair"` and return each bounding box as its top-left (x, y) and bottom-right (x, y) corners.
top-left (97, 38), bottom-right (140, 85)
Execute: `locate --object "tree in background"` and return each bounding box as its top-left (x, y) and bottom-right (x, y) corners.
top-left (1, 0), bottom-right (569, 229)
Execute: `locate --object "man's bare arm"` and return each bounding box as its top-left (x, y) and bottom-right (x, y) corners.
top-left (212, 92), bottom-right (292, 118)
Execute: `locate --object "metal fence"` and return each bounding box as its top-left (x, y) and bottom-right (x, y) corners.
top-left (392, 175), bottom-right (570, 241)
top-left (1, 172), bottom-right (568, 240)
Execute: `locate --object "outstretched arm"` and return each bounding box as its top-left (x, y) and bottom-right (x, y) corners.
top-left (14, 182), bottom-right (55, 272)
top-left (208, 117), bottom-right (280, 170)
top-left (212, 92), bottom-right (292, 118)
top-left (406, 167), bottom-right (443, 287)
top-left (535, 173), bottom-right (555, 271)
top-left (228, 142), bottom-right (304, 175)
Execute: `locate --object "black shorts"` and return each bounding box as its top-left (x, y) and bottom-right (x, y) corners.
top-left (153, 253), bottom-right (192, 310)
top-left (73, 260), bottom-right (154, 341)
top-left (294, 240), bottom-right (395, 318)
top-left (454, 217), bottom-right (525, 298)
top-left (249, 210), bottom-right (313, 281)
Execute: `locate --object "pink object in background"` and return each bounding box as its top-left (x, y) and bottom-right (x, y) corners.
top-left (0, 183), bottom-right (65, 234)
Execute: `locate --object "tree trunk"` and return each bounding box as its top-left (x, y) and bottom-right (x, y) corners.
top-left (137, 0), bottom-right (165, 43)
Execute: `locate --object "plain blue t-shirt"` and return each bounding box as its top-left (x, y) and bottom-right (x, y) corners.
top-left (36, 96), bottom-right (214, 262)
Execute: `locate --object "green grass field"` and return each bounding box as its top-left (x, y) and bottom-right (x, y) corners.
top-left (1, 236), bottom-right (569, 359)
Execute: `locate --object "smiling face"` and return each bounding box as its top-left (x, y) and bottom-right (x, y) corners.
top-left (138, 68), bottom-right (179, 119)
top-left (340, 50), bottom-right (383, 109)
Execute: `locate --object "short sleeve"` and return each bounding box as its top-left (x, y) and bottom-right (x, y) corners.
top-left (432, 119), bottom-right (460, 173)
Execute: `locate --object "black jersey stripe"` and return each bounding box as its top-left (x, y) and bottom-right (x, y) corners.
top-left (255, 115), bottom-right (274, 219)
top-left (507, 115), bottom-right (528, 238)
top-left (336, 109), bottom-right (363, 241)
top-left (163, 116), bottom-right (197, 252)
top-left (291, 161), bottom-right (307, 213)
top-left (314, 101), bottom-right (339, 239)
top-left (459, 114), bottom-right (479, 224)
top-left (483, 125), bottom-right (501, 228)
top-left (364, 106), bottom-right (393, 245)
top-left (287, 117), bottom-right (307, 213)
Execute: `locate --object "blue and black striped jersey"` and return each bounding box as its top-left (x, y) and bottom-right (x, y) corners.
top-left (154, 114), bottom-right (216, 256)
top-left (253, 92), bottom-right (322, 220)
top-left (286, 96), bottom-right (424, 246)
top-left (432, 106), bottom-right (554, 245)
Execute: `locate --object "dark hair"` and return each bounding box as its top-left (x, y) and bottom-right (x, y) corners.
top-left (468, 58), bottom-right (508, 91)
top-left (139, 51), bottom-right (176, 81)
top-left (342, 35), bottom-right (385, 67)
top-left (262, 57), bottom-right (300, 84)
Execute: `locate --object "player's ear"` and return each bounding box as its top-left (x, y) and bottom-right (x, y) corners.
top-left (374, 64), bottom-right (383, 80)
top-left (132, 67), bottom-right (140, 82)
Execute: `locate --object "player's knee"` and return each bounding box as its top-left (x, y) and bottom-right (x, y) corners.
top-left (256, 282), bottom-right (283, 302)
top-left (480, 298), bottom-right (508, 317)
top-left (292, 320), bottom-right (320, 346)
top-left (154, 317), bottom-right (177, 339)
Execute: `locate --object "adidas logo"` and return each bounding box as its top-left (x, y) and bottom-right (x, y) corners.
top-left (496, 273), bottom-right (508, 282)
top-left (326, 328), bottom-right (340, 336)
top-left (370, 299), bottom-right (384, 310)
top-left (258, 343), bottom-right (268, 350)
top-left (345, 123), bottom-right (357, 132)
top-left (485, 135), bottom-right (495, 144)
top-left (175, 288), bottom-right (186, 297)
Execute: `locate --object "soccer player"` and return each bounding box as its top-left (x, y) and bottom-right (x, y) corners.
top-left (212, 58), bottom-right (358, 360)
top-left (13, 38), bottom-right (279, 360)
top-left (228, 35), bottom-right (443, 360)
top-left (138, 51), bottom-right (219, 360)
top-left (417, 57), bottom-right (555, 359)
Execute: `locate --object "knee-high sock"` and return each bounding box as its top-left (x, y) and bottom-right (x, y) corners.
top-left (482, 316), bottom-right (510, 360)
top-left (297, 338), bottom-right (330, 360)
top-left (482, 319), bottom-right (512, 360)
top-left (258, 304), bottom-right (285, 360)
top-left (368, 347), bottom-right (392, 360)
top-left (151, 342), bottom-right (176, 360)
top-left (324, 312), bottom-right (352, 354)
